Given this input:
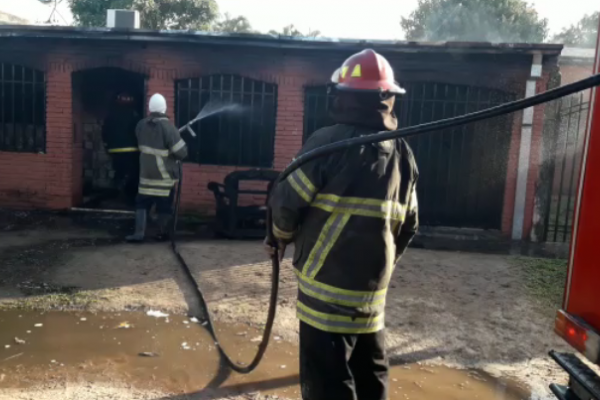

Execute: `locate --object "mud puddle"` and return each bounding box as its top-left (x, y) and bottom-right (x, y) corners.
top-left (0, 310), bottom-right (531, 399)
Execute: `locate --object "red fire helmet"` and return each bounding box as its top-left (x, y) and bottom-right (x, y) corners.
top-left (331, 49), bottom-right (405, 95)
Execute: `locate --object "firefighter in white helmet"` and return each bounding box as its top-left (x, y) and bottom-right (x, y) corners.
top-left (126, 93), bottom-right (188, 242)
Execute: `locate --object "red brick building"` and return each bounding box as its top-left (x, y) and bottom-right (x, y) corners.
top-left (0, 25), bottom-right (562, 238)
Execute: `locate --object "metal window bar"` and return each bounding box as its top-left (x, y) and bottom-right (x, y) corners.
top-left (0, 63), bottom-right (46, 153)
top-left (540, 93), bottom-right (590, 242)
top-left (174, 74), bottom-right (277, 167)
top-left (302, 82), bottom-right (515, 229)
top-left (303, 85), bottom-right (334, 143)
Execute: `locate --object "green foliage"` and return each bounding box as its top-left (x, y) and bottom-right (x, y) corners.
top-left (513, 257), bottom-right (567, 311)
top-left (552, 12), bottom-right (599, 48)
top-left (401, 0), bottom-right (549, 43)
top-left (269, 24), bottom-right (320, 38)
top-left (213, 13), bottom-right (254, 34)
top-left (69, 0), bottom-right (218, 30)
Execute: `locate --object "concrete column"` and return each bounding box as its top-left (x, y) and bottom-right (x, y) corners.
top-left (512, 53), bottom-right (543, 240)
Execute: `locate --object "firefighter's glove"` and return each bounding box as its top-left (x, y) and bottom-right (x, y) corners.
top-left (263, 236), bottom-right (286, 262)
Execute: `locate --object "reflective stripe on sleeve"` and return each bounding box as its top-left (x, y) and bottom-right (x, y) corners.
top-left (272, 223), bottom-right (295, 241)
top-left (409, 186), bottom-right (418, 214)
top-left (108, 147), bottom-right (138, 153)
top-left (302, 212), bottom-right (351, 278)
top-left (286, 169), bottom-right (316, 203)
top-left (296, 301), bottom-right (384, 334)
top-left (170, 139), bottom-right (186, 154)
top-left (294, 269), bottom-right (386, 308)
top-left (139, 146), bottom-right (169, 157)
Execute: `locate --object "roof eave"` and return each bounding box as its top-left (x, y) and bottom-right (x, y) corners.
top-left (0, 25), bottom-right (564, 56)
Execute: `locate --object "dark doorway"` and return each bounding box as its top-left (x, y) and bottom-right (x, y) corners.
top-left (72, 67), bottom-right (145, 210)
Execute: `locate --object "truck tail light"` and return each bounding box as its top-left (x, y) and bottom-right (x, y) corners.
top-left (555, 309), bottom-right (600, 365)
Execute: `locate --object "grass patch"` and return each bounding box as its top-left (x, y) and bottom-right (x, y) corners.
top-left (513, 257), bottom-right (568, 311)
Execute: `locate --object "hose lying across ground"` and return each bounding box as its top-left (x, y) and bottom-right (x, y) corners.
top-left (170, 73), bottom-right (600, 374)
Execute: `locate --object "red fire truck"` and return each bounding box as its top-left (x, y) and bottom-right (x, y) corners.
top-left (549, 20), bottom-right (600, 400)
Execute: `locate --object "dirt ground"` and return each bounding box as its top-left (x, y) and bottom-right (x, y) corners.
top-left (0, 211), bottom-right (574, 399)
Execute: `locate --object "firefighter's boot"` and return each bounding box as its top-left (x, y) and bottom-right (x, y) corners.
top-left (155, 214), bottom-right (172, 242)
top-left (126, 209), bottom-right (147, 243)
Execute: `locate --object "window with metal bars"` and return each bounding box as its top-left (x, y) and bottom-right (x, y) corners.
top-left (303, 85), bottom-right (334, 143)
top-left (0, 64), bottom-right (46, 153)
top-left (302, 82), bottom-right (515, 230)
top-left (175, 74), bottom-right (277, 167)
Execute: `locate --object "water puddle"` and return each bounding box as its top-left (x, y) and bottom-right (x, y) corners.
top-left (0, 310), bottom-right (531, 399)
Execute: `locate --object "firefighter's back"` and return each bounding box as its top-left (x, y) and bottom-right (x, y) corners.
top-left (291, 122), bottom-right (418, 333)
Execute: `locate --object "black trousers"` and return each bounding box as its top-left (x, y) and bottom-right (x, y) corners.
top-left (110, 153), bottom-right (139, 201)
top-left (135, 189), bottom-right (175, 215)
top-left (299, 322), bottom-right (389, 400)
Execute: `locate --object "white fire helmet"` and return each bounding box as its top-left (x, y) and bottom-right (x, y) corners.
top-left (149, 93), bottom-right (167, 114)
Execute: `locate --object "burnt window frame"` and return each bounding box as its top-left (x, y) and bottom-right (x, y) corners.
top-left (0, 63), bottom-right (46, 153)
top-left (175, 74), bottom-right (278, 168)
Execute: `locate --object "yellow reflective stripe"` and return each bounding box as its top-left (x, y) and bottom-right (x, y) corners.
top-left (294, 269), bottom-right (387, 298)
top-left (108, 147), bottom-right (138, 153)
top-left (140, 178), bottom-right (175, 187)
top-left (297, 301), bottom-right (384, 334)
top-left (139, 145), bottom-right (169, 157)
top-left (351, 64), bottom-right (362, 77)
top-left (170, 139), bottom-right (186, 154)
top-left (286, 169), bottom-right (316, 203)
top-left (302, 212), bottom-right (350, 278)
top-left (294, 269), bottom-right (387, 308)
top-left (409, 186), bottom-right (418, 213)
top-left (155, 156), bottom-right (170, 180)
top-left (316, 194), bottom-right (382, 206)
top-left (139, 187), bottom-right (171, 197)
top-left (341, 66), bottom-right (349, 78)
top-left (312, 194), bottom-right (405, 220)
top-left (296, 169), bottom-right (316, 194)
top-left (273, 223), bottom-right (295, 240)
top-left (288, 175), bottom-right (311, 202)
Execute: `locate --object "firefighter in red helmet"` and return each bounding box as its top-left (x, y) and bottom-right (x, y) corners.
top-left (266, 49), bottom-right (419, 400)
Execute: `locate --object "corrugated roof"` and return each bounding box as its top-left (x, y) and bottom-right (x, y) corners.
top-left (0, 24), bottom-right (563, 56)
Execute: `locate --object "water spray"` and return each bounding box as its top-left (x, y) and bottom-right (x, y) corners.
top-left (171, 74), bottom-right (600, 375)
top-left (179, 100), bottom-right (247, 137)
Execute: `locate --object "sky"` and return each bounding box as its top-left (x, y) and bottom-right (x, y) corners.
top-left (217, 0), bottom-right (599, 40)
top-left (0, 0), bottom-right (598, 42)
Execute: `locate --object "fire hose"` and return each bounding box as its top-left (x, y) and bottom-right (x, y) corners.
top-left (170, 73), bottom-right (600, 374)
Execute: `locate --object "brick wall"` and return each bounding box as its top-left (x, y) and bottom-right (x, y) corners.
top-left (0, 37), bottom-right (541, 236)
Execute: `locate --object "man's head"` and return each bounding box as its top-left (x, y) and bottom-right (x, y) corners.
top-left (330, 49), bottom-right (403, 131)
top-left (331, 49), bottom-right (405, 96)
top-left (149, 93), bottom-right (167, 114)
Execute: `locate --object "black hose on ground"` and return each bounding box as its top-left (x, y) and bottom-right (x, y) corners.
top-left (171, 73), bottom-right (600, 375)
top-left (171, 165), bottom-right (279, 374)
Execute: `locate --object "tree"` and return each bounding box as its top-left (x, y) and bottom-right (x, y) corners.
top-left (213, 13), bottom-right (254, 34)
top-left (69, 0), bottom-right (218, 30)
top-left (268, 24), bottom-right (320, 38)
top-left (400, 0), bottom-right (549, 43)
top-left (552, 12), bottom-right (599, 48)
